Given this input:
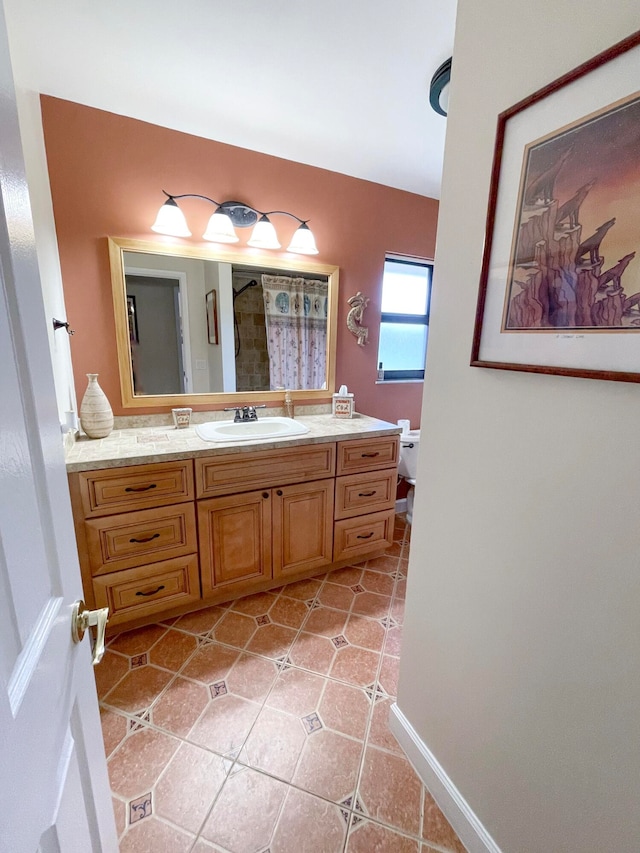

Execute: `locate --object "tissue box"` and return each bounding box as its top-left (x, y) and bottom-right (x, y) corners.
top-left (332, 393), bottom-right (355, 418)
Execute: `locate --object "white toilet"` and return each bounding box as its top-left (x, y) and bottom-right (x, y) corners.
top-left (398, 429), bottom-right (420, 524)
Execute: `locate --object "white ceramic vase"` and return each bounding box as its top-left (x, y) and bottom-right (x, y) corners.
top-left (80, 373), bottom-right (114, 438)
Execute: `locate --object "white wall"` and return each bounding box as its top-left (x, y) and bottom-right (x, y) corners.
top-left (398, 5), bottom-right (640, 853)
top-left (14, 89), bottom-right (76, 425)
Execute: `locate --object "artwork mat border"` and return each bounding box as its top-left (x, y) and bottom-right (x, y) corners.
top-left (471, 29), bottom-right (640, 382)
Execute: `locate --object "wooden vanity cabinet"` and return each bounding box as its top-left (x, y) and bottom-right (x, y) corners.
top-left (68, 432), bottom-right (399, 631)
top-left (333, 435), bottom-right (399, 561)
top-left (68, 460), bottom-right (200, 627)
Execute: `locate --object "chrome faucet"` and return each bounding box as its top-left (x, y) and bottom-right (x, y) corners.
top-left (224, 404), bottom-right (266, 423)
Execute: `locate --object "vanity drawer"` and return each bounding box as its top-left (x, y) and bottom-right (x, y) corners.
top-left (85, 503), bottom-right (197, 575)
top-left (92, 555), bottom-right (200, 627)
top-left (76, 460), bottom-right (194, 517)
top-left (335, 469), bottom-right (397, 520)
top-left (196, 442), bottom-right (336, 498)
top-left (333, 509), bottom-right (395, 561)
top-left (336, 436), bottom-right (399, 475)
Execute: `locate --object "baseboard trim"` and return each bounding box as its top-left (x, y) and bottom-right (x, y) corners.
top-left (389, 703), bottom-right (503, 853)
top-left (395, 497), bottom-right (408, 514)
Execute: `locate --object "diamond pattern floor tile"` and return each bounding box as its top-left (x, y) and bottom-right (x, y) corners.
top-left (97, 514), bottom-right (468, 852)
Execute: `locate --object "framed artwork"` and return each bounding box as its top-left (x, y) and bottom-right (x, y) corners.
top-left (472, 30), bottom-right (640, 382)
top-left (206, 289), bottom-right (218, 345)
top-left (126, 295), bottom-right (139, 344)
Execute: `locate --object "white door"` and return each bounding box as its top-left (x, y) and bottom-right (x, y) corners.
top-left (0, 5), bottom-right (117, 851)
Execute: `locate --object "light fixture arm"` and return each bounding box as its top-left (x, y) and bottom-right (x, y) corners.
top-left (160, 191), bottom-right (309, 228)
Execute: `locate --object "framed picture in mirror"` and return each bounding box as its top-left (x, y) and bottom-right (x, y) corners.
top-left (126, 295), bottom-right (139, 344)
top-left (206, 289), bottom-right (218, 345)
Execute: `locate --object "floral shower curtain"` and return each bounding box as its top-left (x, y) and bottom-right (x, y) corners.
top-left (262, 274), bottom-right (328, 390)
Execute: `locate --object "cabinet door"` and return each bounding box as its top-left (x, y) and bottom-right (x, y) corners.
top-left (198, 489), bottom-right (272, 598)
top-left (272, 479), bottom-right (334, 579)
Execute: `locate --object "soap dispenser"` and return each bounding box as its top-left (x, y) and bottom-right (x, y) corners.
top-left (284, 389), bottom-right (294, 419)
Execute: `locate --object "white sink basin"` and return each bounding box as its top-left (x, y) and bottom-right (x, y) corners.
top-left (196, 417), bottom-right (310, 442)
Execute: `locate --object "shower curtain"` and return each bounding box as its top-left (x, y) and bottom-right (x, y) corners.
top-left (262, 274), bottom-right (328, 390)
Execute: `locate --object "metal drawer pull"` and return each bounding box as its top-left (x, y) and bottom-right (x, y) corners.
top-left (135, 585), bottom-right (165, 597)
top-left (357, 532), bottom-right (375, 539)
top-left (125, 483), bottom-right (157, 492)
top-left (358, 490), bottom-right (376, 497)
top-left (129, 532), bottom-right (161, 543)
top-left (361, 452), bottom-right (379, 457)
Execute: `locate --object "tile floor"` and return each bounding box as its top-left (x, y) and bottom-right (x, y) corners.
top-left (97, 514), bottom-right (467, 853)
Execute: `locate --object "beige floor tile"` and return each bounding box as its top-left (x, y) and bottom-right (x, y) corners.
top-left (94, 650), bottom-right (129, 699)
top-left (268, 594), bottom-right (309, 628)
top-left (102, 665), bottom-right (173, 714)
top-left (100, 707), bottom-right (128, 758)
top-left (118, 816), bottom-right (194, 853)
top-left (209, 610), bottom-right (257, 648)
top-left (154, 742), bottom-right (228, 834)
top-left (266, 666), bottom-right (327, 716)
top-left (200, 766), bottom-right (288, 851)
top-left (151, 676), bottom-right (210, 738)
top-left (282, 577), bottom-right (323, 600)
top-left (293, 728), bottom-right (363, 803)
top-left (240, 705), bottom-right (307, 781)
top-left (245, 622), bottom-right (298, 658)
top-left (173, 606), bottom-right (226, 636)
top-left (302, 605), bottom-right (349, 638)
top-left (188, 693), bottom-right (261, 755)
top-left (148, 628), bottom-right (198, 671)
top-left (385, 624), bottom-right (403, 657)
top-left (344, 613), bottom-right (386, 652)
top-left (330, 645), bottom-right (380, 687)
top-left (317, 680), bottom-right (370, 740)
top-left (226, 652), bottom-right (279, 702)
top-left (108, 624), bottom-right (168, 657)
top-left (361, 570), bottom-right (395, 596)
top-left (368, 698), bottom-right (403, 755)
top-left (180, 641), bottom-right (240, 684)
top-left (108, 726), bottom-right (180, 799)
top-left (317, 581), bottom-right (356, 611)
top-left (326, 566), bottom-right (364, 587)
top-left (422, 790), bottom-right (467, 853)
top-left (111, 796), bottom-right (126, 838)
top-left (346, 819), bottom-right (420, 852)
top-left (289, 632), bottom-right (336, 675)
top-left (271, 786), bottom-right (347, 853)
top-left (379, 654), bottom-right (400, 697)
top-left (229, 590), bottom-right (279, 616)
top-left (358, 745), bottom-right (422, 836)
top-left (351, 591), bottom-right (392, 619)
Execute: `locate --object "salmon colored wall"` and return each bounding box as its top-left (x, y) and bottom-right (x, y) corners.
top-left (41, 96), bottom-right (438, 425)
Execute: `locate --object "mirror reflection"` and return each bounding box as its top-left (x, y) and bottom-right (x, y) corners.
top-left (109, 239), bottom-right (339, 408)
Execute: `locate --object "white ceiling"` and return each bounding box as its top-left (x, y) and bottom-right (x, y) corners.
top-left (4, 0), bottom-right (456, 199)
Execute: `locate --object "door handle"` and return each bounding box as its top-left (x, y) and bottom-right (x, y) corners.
top-left (71, 600), bottom-right (109, 666)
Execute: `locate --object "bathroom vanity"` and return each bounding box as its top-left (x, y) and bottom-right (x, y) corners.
top-left (66, 415), bottom-right (400, 633)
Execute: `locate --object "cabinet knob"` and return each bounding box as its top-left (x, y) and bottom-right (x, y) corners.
top-left (276, 489), bottom-right (283, 496)
top-left (262, 491), bottom-right (270, 499)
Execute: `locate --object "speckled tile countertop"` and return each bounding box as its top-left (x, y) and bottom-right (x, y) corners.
top-left (65, 413), bottom-right (402, 472)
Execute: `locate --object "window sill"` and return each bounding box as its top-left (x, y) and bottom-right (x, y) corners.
top-left (375, 379), bottom-right (424, 385)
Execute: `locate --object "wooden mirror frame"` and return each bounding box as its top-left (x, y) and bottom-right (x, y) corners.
top-left (108, 237), bottom-right (339, 409)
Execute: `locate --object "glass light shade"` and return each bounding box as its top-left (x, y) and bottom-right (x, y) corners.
top-left (287, 222), bottom-right (318, 255)
top-left (202, 210), bottom-right (239, 243)
top-left (151, 199), bottom-right (191, 237)
top-left (247, 215), bottom-right (281, 249)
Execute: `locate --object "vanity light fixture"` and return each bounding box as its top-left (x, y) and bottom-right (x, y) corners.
top-left (151, 192), bottom-right (319, 255)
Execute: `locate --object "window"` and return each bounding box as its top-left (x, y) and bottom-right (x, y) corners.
top-left (377, 256), bottom-right (433, 381)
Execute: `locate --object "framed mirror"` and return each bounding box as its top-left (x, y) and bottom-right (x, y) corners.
top-left (108, 238), bottom-right (339, 408)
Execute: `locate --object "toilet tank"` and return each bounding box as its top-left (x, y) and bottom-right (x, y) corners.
top-left (398, 430), bottom-right (421, 480)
